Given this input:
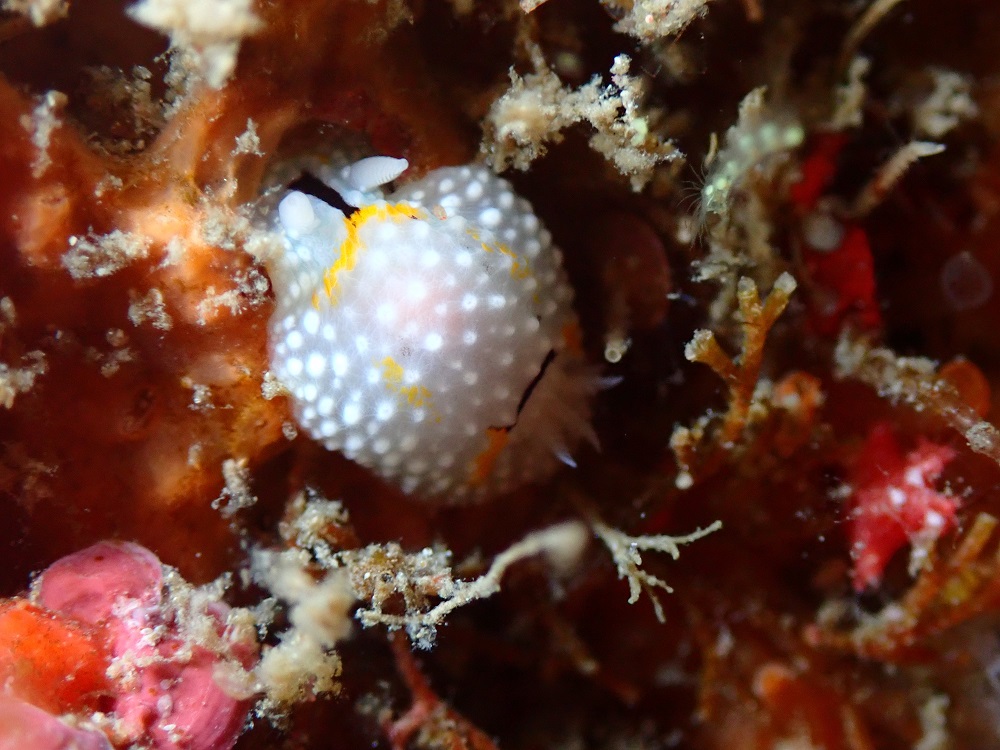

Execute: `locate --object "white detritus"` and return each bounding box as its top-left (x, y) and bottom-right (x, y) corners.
top-left (699, 88), bottom-right (804, 224)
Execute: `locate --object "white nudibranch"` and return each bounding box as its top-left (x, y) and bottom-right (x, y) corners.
top-left (265, 158), bottom-right (597, 501)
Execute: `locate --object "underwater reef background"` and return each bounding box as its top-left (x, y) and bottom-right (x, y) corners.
top-left (4, 0), bottom-right (1000, 747)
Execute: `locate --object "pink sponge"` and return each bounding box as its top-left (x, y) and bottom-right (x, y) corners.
top-left (35, 540), bottom-right (163, 625)
top-left (0, 694), bottom-right (113, 750)
top-left (0, 541), bottom-right (258, 750)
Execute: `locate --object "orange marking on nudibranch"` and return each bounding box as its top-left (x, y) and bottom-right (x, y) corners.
top-left (469, 427), bottom-right (510, 486)
top-left (323, 203), bottom-right (425, 302)
top-left (561, 321), bottom-right (583, 356)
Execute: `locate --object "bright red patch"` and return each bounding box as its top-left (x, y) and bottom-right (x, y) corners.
top-left (789, 134), bottom-right (882, 336)
top-left (0, 600), bottom-right (110, 713)
top-left (789, 133), bottom-right (847, 213)
top-left (847, 422), bottom-right (959, 591)
top-left (804, 225), bottom-right (883, 336)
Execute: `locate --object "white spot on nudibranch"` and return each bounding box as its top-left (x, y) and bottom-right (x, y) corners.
top-left (306, 352), bottom-right (326, 377)
top-left (343, 402), bottom-right (361, 425)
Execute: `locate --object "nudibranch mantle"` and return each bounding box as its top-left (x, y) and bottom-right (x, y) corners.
top-left (267, 158), bottom-right (596, 501)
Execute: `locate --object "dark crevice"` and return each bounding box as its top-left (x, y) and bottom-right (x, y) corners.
top-left (287, 172), bottom-right (353, 214)
top-left (486, 348), bottom-right (557, 434)
top-left (516, 348), bottom-right (555, 417)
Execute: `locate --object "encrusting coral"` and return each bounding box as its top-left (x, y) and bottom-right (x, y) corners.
top-left (3, 0), bottom-right (1000, 748)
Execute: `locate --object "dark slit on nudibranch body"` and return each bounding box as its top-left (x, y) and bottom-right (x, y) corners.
top-left (287, 173), bottom-right (353, 214)
top-left (516, 349), bottom-right (556, 417)
top-left (488, 348), bottom-right (556, 434)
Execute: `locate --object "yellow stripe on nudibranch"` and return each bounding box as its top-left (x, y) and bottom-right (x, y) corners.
top-left (322, 203), bottom-right (425, 303)
top-left (378, 356), bottom-right (433, 408)
top-left (478, 240), bottom-right (533, 281)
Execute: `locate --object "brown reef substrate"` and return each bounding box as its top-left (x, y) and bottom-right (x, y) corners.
top-left (4, 0), bottom-right (1000, 748)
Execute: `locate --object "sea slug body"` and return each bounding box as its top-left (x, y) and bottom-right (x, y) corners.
top-left (267, 158), bottom-right (596, 501)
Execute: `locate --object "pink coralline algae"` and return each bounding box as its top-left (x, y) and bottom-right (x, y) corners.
top-left (847, 422), bottom-right (959, 591)
top-left (0, 541), bottom-right (257, 750)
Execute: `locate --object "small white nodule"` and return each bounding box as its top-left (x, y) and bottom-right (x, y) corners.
top-left (347, 156), bottom-right (409, 192)
top-left (802, 210), bottom-right (845, 253)
top-left (278, 191), bottom-right (318, 235)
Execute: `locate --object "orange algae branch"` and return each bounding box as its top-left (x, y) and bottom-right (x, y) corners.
top-left (671, 272), bottom-right (797, 488)
top-left (808, 513), bottom-right (1000, 660)
top-left (768, 371), bottom-right (825, 457)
